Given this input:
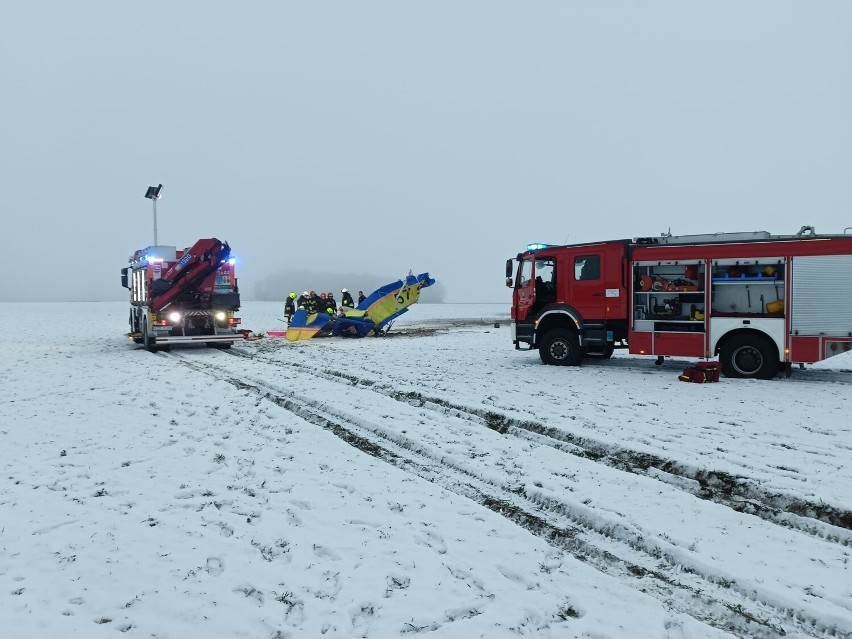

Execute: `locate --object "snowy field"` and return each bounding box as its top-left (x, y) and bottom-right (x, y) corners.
top-left (1, 301), bottom-right (851, 639)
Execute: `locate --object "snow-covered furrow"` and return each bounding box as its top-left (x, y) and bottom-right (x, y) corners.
top-left (339, 326), bottom-right (852, 512)
top-left (229, 347), bottom-right (852, 544)
top-left (173, 349), bottom-right (852, 639)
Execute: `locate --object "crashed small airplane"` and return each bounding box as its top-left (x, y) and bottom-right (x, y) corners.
top-left (286, 272), bottom-right (436, 341)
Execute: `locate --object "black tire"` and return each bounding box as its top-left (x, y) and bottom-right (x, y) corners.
top-left (539, 329), bottom-right (583, 366)
top-left (208, 342), bottom-right (232, 350)
top-left (720, 334), bottom-right (777, 380)
top-left (142, 321), bottom-right (157, 353)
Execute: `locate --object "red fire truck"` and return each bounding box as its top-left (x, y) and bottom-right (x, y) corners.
top-left (121, 238), bottom-right (242, 351)
top-left (507, 226), bottom-right (852, 379)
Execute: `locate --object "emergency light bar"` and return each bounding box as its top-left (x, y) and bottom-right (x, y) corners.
top-left (526, 243), bottom-right (552, 251)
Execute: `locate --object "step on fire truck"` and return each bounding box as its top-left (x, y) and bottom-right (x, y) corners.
top-left (507, 226), bottom-right (852, 379)
top-left (121, 238), bottom-right (242, 351)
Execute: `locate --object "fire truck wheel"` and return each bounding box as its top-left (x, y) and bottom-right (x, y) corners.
top-left (720, 334), bottom-right (777, 380)
top-left (142, 322), bottom-right (157, 353)
top-left (539, 329), bottom-right (583, 366)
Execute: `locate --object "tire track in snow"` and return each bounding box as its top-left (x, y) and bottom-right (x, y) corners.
top-left (228, 347), bottom-right (852, 544)
top-left (170, 349), bottom-right (846, 639)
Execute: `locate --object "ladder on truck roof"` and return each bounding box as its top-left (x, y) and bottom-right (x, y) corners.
top-left (635, 225), bottom-right (821, 245)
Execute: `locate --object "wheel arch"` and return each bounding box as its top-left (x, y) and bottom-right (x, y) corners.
top-left (535, 307), bottom-right (582, 347)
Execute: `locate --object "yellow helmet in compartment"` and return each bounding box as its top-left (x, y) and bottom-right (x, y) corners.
top-left (766, 300), bottom-right (784, 314)
top-left (763, 265), bottom-right (777, 277)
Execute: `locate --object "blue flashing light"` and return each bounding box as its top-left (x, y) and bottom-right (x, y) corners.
top-left (228, 257), bottom-right (236, 265)
top-left (526, 243), bottom-right (551, 251)
top-left (145, 255), bottom-right (164, 263)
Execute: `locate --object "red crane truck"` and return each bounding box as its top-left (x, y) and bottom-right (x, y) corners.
top-left (507, 226), bottom-right (852, 379)
top-left (121, 238), bottom-right (242, 351)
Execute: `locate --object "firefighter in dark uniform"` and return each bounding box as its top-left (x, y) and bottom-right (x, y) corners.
top-left (307, 291), bottom-right (319, 314)
top-left (341, 288), bottom-right (355, 308)
top-left (357, 290), bottom-right (366, 305)
top-left (326, 292), bottom-right (337, 314)
top-left (285, 292), bottom-right (296, 324)
top-left (297, 291), bottom-right (309, 309)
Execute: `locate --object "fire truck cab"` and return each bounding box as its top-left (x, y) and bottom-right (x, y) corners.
top-left (508, 241), bottom-right (630, 365)
top-left (121, 238), bottom-right (242, 351)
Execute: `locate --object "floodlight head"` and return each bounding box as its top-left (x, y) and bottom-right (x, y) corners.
top-left (144, 184), bottom-right (163, 200)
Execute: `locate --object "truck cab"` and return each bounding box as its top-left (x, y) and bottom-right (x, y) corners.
top-left (122, 239), bottom-right (242, 351)
top-left (508, 241), bottom-right (629, 365)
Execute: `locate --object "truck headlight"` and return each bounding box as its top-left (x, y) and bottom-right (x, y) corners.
top-left (168, 311), bottom-right (182, 323)
top-left (215, 311), bottom-right (226, 321)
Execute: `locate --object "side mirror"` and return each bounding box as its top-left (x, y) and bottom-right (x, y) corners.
top-left (120, 268), bottom-right (129, 289)
top-left (505, 277), bottom-right (513, 288)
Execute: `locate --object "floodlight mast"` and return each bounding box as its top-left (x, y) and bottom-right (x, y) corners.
top-left (144, 184), bottom-right (163, 246)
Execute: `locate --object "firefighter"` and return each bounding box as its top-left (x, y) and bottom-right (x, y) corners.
top-left (326, 292), bottom-right (337, 314)
top-left (357, 290), bottom-right (366, 305)
top-left (341, 288), bottom-right (355, 308)
top-left (297, 290), bottom-right (309, 309)
top-left (307, 291), bottom-right (319, 313)
top-left (285, 292), bottom-right (296, 324)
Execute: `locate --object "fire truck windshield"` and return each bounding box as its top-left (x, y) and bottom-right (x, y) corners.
top-left (518, 259), bottom-right (533, 287)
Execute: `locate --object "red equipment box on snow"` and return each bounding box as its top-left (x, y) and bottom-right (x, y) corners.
top-left (679, 361), bottom-right (721, 383)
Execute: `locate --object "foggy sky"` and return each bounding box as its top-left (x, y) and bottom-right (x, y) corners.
top-left (2, 2), bottom-right (850, 303)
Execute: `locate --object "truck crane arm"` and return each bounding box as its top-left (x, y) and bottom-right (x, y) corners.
top-left (149, 238), bottom-right (231, 312)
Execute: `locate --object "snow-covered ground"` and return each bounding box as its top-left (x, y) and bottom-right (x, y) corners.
top-left (2, 301), bottom-right (851, 639)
